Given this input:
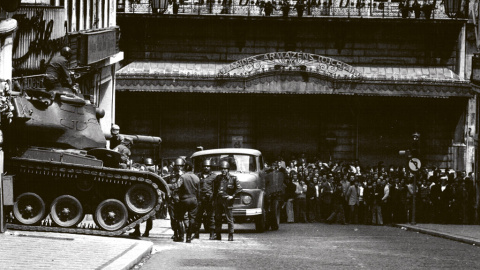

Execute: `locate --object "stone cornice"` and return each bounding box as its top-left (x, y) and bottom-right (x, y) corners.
top-left (116, 71), bottom-right (473, 98)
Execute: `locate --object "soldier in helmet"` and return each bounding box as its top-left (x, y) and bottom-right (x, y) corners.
top-left (165, 158), bottom-right (184, 241)
top-left (113, 137), bottom-right (133, 169)
top-left (130, 157), bottom-right (156, 238)
top-left (44, 46), bottom-right (78, 94)
top-left (144, 157), bottom-right (156, 173)
top-left (110, 124), bottom-right (122, 149)
top-left (168, 157), bottom-right (200, 243)
top-left (194, 159), bottom-right (217, 240)
top-left (213, 160), bottom-right (243, 241)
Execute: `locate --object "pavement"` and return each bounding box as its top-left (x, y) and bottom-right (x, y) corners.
top-left (0, 217), bottom-right (479, 270)
top-left (394, 223), bottom-right (480, 246)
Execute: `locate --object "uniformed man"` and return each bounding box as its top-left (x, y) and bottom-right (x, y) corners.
top-left (110, 124), bottom-right (122, 149)
top-left (44, 46), bottom-right (78, 94)
top-left (194, 159), bottom-right (216, 240)
top-left (213, 160), bottom-right (243, 241)
top-left (113, 137), bottom-right (133, 169)
top-left (130, 157), bottom-right (156, 238)
top-left (144, 157), bottom-right (157, 173)
top-left (166, 158), bottom-right (185, 242)
top-left (169, 157), bottom-right (200, 243)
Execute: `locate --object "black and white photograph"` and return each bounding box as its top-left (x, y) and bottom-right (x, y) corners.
top-left (0, 0), bottom-right (479, 269)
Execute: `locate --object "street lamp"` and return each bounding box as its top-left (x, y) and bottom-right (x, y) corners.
top-left (444, 0), bottom-right (466, 18)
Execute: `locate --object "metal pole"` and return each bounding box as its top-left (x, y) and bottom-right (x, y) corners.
top-left (411, 171), bottom-right (417, 225)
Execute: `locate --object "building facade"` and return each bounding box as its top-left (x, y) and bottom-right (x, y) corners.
top-left (115, 5), bottom-right (477, 174)
top-left (9, 0), bottom-right (123, 133)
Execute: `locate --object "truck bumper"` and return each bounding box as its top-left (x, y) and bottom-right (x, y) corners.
top-left (233, 208), bottom-right (262, 217)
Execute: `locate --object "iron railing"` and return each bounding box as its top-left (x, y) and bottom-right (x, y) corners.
top-left (123, 1), bottom-right (450, 19)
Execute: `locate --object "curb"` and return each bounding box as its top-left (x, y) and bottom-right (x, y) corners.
top-left (394, 224), bottom-right (480, 246)
top-left (103, 240), bottom-right (153, 270)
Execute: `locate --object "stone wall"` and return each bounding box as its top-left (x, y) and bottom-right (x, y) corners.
top-left (118, 15), bottom-right (464, 68)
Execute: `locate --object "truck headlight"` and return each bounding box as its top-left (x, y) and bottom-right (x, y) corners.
top-left (241, 194), bottom-right (252, 205)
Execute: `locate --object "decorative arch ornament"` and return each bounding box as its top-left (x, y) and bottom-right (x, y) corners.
top-left (218, 51), bottom-right (362, 79)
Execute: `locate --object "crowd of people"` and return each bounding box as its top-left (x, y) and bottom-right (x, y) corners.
top-left (109, 122), bottom-right (478, 237)
top-left (271, 157), bottom-right (478, 226)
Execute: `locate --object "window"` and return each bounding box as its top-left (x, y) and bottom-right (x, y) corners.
top-left (193, 154), bottom-right (257, 173)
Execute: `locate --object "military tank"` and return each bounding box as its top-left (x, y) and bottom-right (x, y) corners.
top-left (1, 85), bottom-right (169, 236)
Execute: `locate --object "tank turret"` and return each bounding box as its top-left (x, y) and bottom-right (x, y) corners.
top-left (5, 88), bottom-right (106, 150)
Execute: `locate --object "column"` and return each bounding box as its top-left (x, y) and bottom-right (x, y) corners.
top-left (0, 18), bottom-right (17, 234)
top-left (466, 96), bottom-right (477, 175)
top-left (457, 22), bottom-right (466, 80)
top-left (86, 0), bottom-right (91, 29)
top-left (79, 0), bottom-right (84, 31)
top-left (97, 0), bottom-right (103, 29)
top-left (71, 0), bottom-right (77, 32)
top-left (104, 0), bottom-right (109, 28)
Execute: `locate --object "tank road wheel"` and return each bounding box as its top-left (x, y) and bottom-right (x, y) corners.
top-left (50, 195), bottom-right (84, 227)
top-left (94, 199), bottom-right (128, 231)
top-left (76, 178), bottom-right (94, 192)
top-left (13, 192), bottom-right (46, 225)
top-left (125, 183), bottom-right (157, 214)
top-left (270, 199), bottom-right (280, 231)
top-left (255, 207), bottom-right (267, 233)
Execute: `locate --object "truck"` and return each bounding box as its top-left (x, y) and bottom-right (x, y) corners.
top-left (190, 148), bottom-right (285, 232)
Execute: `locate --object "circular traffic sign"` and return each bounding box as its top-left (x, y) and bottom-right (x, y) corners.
top-left (408, 158), bottom-right (421, 172)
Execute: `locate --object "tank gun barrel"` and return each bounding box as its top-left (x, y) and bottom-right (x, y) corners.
top-left (105, 133), bottom-right (162, 145)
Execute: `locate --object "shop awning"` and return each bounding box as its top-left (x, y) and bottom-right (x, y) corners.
top-left (116, 60), bottom-right (474, 98)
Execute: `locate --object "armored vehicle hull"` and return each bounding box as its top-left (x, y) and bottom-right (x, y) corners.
top-left (2, 88), bottom-right (169, 236)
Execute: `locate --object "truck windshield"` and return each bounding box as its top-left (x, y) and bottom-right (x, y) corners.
top-left (193, 154), bottom-right (257, 173)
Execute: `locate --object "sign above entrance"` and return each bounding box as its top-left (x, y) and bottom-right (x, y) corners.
top-left (218, 51), bottom-right (362, 78)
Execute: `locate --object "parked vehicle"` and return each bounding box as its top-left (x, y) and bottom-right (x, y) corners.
top-left (191, 148), bottom-right (285, 232)
top-left (1, 85), bottom-right (169, 236)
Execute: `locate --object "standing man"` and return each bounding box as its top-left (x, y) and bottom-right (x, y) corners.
top-left (169, 157), bottom-right (200, 243)
top-left (110, 124), bottom-right (122, 149)
top-left (213, 160), bottom-right (243, 241)
top-left (194, 159), bottom-right (216, 240)
top-left (44, 46), bottom-right (77, 94)
top-left (166, 158), bottom-right (186, 242)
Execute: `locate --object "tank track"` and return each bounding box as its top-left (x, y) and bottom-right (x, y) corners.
top-left (5, 157), bottom-right (168, 237)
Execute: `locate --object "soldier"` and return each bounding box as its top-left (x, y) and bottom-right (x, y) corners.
top-left (213, 160), bottom-right (243, 241)
top-left (110, 124), bottom-right (122, 149)
top-left (169, 157), bottom-right (200, 243)
top-left (44, 46), bottom-right (78, 94)
top-left (113, 137), bottom-right (133, 169)
top-left (166, 158), bottom-right (186, 242)
top-left (130, 157), bottom-right (156, 238)
top-left (194, 159), bottom-right (216, 240)
top-left (144, 157), bottom-right (156, 173)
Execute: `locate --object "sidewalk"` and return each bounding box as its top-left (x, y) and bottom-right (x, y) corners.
top-left (0, 229), bottom-right (153, 270)
top-left (394, 223), bottom-right (480, 246)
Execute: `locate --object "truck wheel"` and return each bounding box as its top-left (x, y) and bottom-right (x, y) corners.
top-left (255, 210), bottom-right (266, 233)
top-left (270, 199), bottom-right (280, 231)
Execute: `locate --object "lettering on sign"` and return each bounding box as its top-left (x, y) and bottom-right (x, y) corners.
top-left (218, 51), bottom-right (362, 78)
top-left (12, 10), bottom-right (67, 65)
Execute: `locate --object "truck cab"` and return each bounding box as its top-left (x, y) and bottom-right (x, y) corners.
top-left (191, 148), bottom-right (284, 232)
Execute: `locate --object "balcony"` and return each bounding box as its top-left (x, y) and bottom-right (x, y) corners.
top-left (120, 0), bottom-right (452, 19)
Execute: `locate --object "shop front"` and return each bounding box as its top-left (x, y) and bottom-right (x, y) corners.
top-left (116, 52), bottom-right (475, 170)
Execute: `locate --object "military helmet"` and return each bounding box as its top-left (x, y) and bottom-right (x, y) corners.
top-left (60, 46), bottom-right (73, 59)
top-left (111, 124), bottom-right (120, 135)
top-left (123, 137), bottom-right (133, 146)
top-left (144, 158), bottom-right (154, 166)
top-left (175, 157), bottom-right (185, 166)
top-left (220, 160), bottom-right (230, 169)
top-left (203, 159), bottom-right (211, 167)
